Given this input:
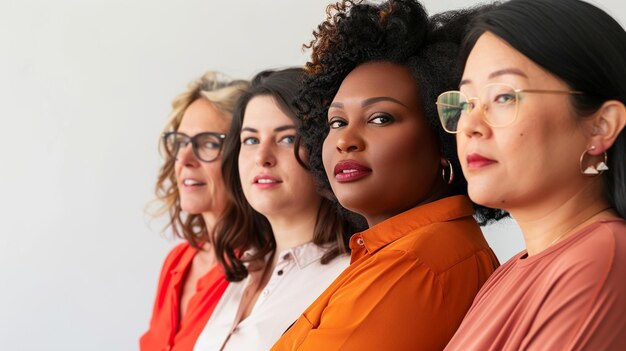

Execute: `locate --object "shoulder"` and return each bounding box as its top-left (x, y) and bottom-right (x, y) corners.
top-left (550, 220), bottom-right (626, 284)
top-left (558, 220), bottom-right (624, 262)
top-left (391, 216), bottom-right (494, 274)
top-left (554, 220), bottom-right (626, 267)
top-left (159, 241), bottom-right (196, 272)
top-left (347, 249), bottom-right (438, 286)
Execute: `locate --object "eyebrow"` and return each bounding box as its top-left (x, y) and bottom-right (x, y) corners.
top-left (240, 125), bottom-right (296, 134)
top-left (459, 68), bottom-right (529, 87)
top-left (329, 96), bottom-right (408, 109)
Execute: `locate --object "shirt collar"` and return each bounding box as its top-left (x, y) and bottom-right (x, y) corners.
top-left (169, 244), bottom-right (198, 276)
top-left (349, 195), bottom-right (475, 256)
top-left (243, 241), bottom-right (328, 271)
top-left (277, 242), bottom-right (327, 269)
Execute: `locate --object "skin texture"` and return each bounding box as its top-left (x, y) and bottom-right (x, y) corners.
top-left (323, 62), bottom-right (446, 226)
top-left (175, 98), bottom-right (231, 223)
top-left (238, 95), bottom-right (322, 238)
top-left (457, 32), bottom-right (616, 254)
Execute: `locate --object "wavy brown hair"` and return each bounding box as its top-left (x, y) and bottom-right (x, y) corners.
top-left (216, 68), bottom-right (367, 282)
top-left (152, 71), bottom-right (249, 248)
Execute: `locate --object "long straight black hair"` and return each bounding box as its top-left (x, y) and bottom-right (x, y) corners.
top-left (462, 0), bottom-right (626, 219)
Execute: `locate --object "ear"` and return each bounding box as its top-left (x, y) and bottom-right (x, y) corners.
top-left (585, 100), bottom-right (626, 155)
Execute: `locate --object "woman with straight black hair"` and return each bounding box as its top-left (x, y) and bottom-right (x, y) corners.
top-left (439, 0), bottom-right (626, 349)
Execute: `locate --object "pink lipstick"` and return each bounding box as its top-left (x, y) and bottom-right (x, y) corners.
top-left (466, 153), bottom-right (497, 169)
top-left (253, 174), bottom-right (282, 189)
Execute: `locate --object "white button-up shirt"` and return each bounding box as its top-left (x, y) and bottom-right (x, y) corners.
top-left (193, 242), bottom-right (349, 351)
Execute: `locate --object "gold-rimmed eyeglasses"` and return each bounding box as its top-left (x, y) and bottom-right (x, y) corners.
top-left (436, 83), bottom-right (583, 134)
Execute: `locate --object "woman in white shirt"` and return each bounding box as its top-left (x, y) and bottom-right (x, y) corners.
top-left (193, 68), bottom-right (365, 351)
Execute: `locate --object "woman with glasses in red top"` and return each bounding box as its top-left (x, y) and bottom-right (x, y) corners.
top-left (140, 72), bottom-right (249, 351)
top-left (440, 0), bottom-right (626, 349)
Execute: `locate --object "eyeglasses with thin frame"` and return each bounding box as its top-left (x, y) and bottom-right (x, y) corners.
top-left (436, 83), bottom-right (583, 134)
top-left (162, 131), bottom-right (226, 163)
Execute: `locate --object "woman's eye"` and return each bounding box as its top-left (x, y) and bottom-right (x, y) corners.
top-left (279, 135), bottom-right (295, 144)
top-left (242, 137), bottom-right (259, 145)
top-left (459, 101), bottom-right (473, 112)
top-left (174, 140), bottom-right (188, 149)
top-left (369, 113), bottom-right (394, 125)
top-left (493, 93), bottom-right (516, 104)
top-left (201, 142), bottom-right (220, 150)
top-left (328, 118), bottom-right (346, 129)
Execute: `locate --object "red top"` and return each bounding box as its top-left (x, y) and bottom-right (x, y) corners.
top-left (140, 242), bottom-right (229, 351)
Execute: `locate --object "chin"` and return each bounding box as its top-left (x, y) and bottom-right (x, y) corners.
top-left (334, 193), bottom-right (368, 218)
top-left (180, 201), bottom-right (211, 215)
top-left (467, 185), bottom-right (500, 209)
top-left (248, 200), bottom-right (280, 218)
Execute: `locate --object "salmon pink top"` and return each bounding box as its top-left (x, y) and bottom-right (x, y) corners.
top-left (140, 242), bottom-right (228, 351)
top-left (446, 219), bottom-right (626, 351)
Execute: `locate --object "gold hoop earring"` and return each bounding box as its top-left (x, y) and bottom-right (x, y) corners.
top-left (442, 159), bottom-right (454, 184)
top-left (579, 145), bottom-right (609, 176)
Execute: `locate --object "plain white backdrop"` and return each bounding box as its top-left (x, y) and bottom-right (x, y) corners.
top-left (0, 0), bottom-right (622, 349)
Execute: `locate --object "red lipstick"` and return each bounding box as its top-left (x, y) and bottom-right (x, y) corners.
top-left (466, 153), bottom-right (497, 169)
top-left (333, 160), bottom-right (372, 183)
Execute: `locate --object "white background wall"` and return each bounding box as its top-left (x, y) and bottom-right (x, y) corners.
top-left (0, 0), bottom-right (622, 350)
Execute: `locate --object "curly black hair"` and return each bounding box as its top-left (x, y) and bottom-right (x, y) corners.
top-left (295, 0), bottom-right (507, 225)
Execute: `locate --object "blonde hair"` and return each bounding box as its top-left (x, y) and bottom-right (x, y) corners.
top-left (153, 71), bottom-right (249, 247)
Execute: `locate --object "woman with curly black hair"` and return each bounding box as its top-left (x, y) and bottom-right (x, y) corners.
top-left (272, 1), bottom-right (503, 350)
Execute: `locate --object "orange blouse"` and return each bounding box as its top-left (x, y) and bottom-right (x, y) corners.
top-left (271, 195), bottom-right (499, 351)
top-left (140, 242), bottom-right (228, 351)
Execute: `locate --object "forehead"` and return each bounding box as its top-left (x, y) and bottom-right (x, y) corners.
top-left (463, 32), bottom-right (554, 87)
top-left (333, 62), bottom-right (419, 102)
top-left (178, 98), bottom-right (230, 133)
top-left (243, 95), bottom-right (295, 129)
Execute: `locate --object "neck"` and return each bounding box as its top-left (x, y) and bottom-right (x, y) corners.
top-left (365, 182), bottom-right (450, 227)
top-left (200, 210), bottom-right (221, 243)
top-left (266, 206), bottom-right (318, 261)
top-left (511, 180), bottom-right (614, 256)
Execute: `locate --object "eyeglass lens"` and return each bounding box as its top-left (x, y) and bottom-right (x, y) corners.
top-left (163, 132), bottom-right (223, 162)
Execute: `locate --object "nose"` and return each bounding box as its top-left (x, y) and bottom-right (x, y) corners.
top-left (176, 142), bottom-right (199, 167)
top-left (255, 141), bottom-right (276, 167)
top-left (335, 126), bottom-right (365, 153)
top-left (458, 103), bottom-right (489, 139)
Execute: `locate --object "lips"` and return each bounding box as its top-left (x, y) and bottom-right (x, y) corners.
top-left (333, 160), bottom-right (372, 183)
top-left (466, 153), bottom-right (497, 169)
top-left (181, 178), bottom-right (206, 187)
top-left (253, 174), bottom-right (282, 188)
